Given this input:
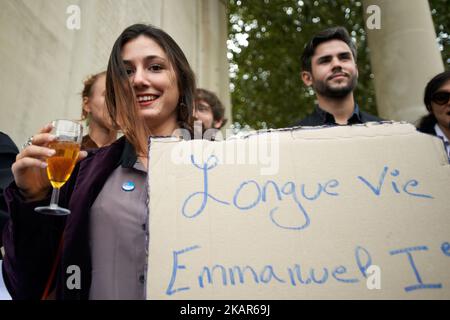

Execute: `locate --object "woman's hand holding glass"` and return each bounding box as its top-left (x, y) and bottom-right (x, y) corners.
top-left (12, 121), bottom-right (87, 208)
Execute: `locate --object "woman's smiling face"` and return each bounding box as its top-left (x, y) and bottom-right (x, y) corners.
top-left (122, 35), bottom-right (180, 135)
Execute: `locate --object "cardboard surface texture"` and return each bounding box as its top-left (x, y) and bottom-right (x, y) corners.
top-left (146, 122), bottom-right (450, 299)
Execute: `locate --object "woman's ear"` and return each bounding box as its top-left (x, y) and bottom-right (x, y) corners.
top-left (82, 96), bottom-right (91, 113)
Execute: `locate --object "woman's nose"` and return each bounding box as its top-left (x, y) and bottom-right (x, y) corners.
top-left (133, 68), bottom-right (149, 88)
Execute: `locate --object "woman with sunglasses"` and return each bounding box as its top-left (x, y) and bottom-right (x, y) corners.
top-left (418, 70), bottom-right (450, 161)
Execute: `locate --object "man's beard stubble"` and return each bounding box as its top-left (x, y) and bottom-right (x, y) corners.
top-left (313, 74), bottom-right (358, 99)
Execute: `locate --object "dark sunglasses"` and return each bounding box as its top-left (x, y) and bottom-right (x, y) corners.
top-left (431, 91), bottom-right (450, 105)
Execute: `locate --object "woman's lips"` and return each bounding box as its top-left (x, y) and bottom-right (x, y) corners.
top-left (138, 99), bottom-right (155, 107)
top-left (136, 94), bottom-right (159, 107)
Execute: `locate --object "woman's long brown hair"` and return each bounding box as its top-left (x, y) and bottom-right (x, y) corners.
top-left (105, 24), bottom-right (196, 156)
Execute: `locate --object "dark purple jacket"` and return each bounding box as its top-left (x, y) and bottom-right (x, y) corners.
top-left (2, 137), bottom-right (126, 300)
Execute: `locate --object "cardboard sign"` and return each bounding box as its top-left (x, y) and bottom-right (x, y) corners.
top-left (146, 122), bottom-right (450, 299)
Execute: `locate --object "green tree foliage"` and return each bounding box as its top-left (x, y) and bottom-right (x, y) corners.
top-left (228, 0), bottom-right (449, 129)
top-left (430, 0), bottom-right (450, 65)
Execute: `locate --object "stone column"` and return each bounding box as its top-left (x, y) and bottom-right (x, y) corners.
top-left (197, 0), bottom-right (232, 129)
top-left (363, 0), bottom-right (444, 123)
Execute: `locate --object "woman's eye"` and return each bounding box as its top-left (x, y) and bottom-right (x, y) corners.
top-left (149, 64), bottom-right (163, 72)
top-left (125, 69), bottom-right (134, 76)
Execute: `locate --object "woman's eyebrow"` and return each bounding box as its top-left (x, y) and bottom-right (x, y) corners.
top-left (122, 55), bottom-right (166, 64)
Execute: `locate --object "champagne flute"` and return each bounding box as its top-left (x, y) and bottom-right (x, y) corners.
top-left (35, 119), bottom-right (83, 215)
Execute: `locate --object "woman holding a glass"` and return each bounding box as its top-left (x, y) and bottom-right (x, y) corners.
top-left (2, 24), bottom-right (195, 300)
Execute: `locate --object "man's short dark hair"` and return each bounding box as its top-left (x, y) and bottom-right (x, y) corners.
top-left (301, 26), bottom-right (357, 72)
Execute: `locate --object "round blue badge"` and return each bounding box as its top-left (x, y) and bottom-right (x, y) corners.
top-left (122, 181), bottom-right (135, 192)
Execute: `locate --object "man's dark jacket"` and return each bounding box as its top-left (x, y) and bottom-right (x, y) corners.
top-left (294, 105), bottom-right (383, 127)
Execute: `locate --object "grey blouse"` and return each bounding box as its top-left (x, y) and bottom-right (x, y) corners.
top-left (88, 160), bottom-right (148, 300)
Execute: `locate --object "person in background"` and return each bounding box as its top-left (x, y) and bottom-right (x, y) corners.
top-left (417, 70), bottom-right (450, 161)
top-left (81, 71), bottom-right (118, 149)
top-left (294, 26), bottom-right (382, 126)
top-left (0, 132), bottom-right (18, 260)
top-left (194, 88), bottom-right (227, 130)
top-left (2, 23), bottom-right (196, 300)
